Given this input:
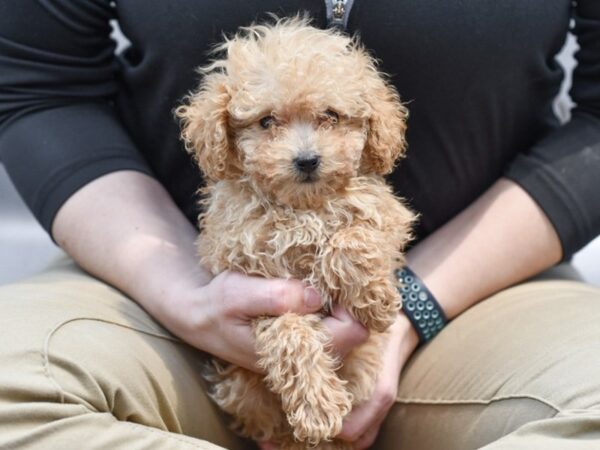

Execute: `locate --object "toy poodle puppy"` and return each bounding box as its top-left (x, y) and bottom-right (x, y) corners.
top-left (176, 17), bottom-right (414, 450)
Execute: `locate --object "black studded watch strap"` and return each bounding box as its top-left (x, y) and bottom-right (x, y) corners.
top-left (396, 267), bottom-right (448, 344)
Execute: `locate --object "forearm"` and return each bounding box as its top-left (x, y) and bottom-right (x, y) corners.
top-left (52, 171), bottom-right (209, 323)
top-left (51, 170), bottom-right (368, 370)
top-left (407, 177), bottom-right (562, 319)
top-left (357, 179), bottom-right (563, 447)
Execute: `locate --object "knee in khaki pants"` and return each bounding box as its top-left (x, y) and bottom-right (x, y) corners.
top-left (375, 279), bottom-right (600, 450)
top-left (0, 259), bottom-right (252, 450)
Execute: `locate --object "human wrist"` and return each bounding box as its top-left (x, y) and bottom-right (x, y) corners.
top-left (116, 239), bottom-right (215, 347)
top-left (153, 278), bottom-right (214, 350)
top-left (392, 313), bottom-right (420, 364)
top-left (396, 266), bottom-right (448, 344)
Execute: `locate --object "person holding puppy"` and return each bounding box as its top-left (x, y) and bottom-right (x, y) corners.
top-left (1, 1), bottom-right (599, 449)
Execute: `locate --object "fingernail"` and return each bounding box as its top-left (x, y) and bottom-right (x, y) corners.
top-left (303, 287), bottom-right (322, 309)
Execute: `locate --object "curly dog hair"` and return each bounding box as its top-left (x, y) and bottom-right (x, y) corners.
top-left (176, 17), bottom-right (415, 450)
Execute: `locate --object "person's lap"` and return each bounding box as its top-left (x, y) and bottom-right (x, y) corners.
top-left (378, 267), bottom-right (600, 449)
top-left (1, 258), bottom-right (600, 449)
top-left (0, 257), bottom-right (252, 449)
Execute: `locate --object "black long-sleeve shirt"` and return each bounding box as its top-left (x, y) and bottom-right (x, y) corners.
top-left (1, 1), bottom-right (599, 259)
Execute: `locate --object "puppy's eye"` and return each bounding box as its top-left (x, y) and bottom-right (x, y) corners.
top-left (259, 115), bottom-right (276, 129)
top-left (319, 109), bottom-right (339, 126)
top-left (324, 109), bottom-right (339, 122)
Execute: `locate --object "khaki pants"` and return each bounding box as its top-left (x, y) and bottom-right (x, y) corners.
top-left (1, 258), bottom-right (600, 449)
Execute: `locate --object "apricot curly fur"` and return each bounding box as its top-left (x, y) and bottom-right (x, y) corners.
top-left (177, 16), bottom-right (415, 449)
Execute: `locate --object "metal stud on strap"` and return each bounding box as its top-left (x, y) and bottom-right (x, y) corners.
top-left (396, 267), bottom-right (448, 344)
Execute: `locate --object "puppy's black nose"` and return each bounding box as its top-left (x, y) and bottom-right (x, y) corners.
top-left (294, 155), bottom-right (321, 174)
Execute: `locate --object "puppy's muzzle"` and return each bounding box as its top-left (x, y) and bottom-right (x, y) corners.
top-left (294, 155), bottom-right (321, 175)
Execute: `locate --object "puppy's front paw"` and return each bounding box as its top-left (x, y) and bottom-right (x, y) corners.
top-left (287, 379), bottom-right (352, 445)
top-left (352, 277), bottom-right (401, 332)
top-left (256, 314), bottom-right (353, 446)
top-left (321, 227), bottom-right (401, 332)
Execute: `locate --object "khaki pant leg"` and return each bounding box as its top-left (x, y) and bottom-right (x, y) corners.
top-left (375, 273), bottom-right (600, 449)
top-left (0, 258), bottom-right (253, 450)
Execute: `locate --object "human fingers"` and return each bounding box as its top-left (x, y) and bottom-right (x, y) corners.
top-left (338, 337), bottom-right (401, 444)
top-left (257, 441), bottom-right (279, 450)
top-left (211, 271), bottom-right (323, 318)
top-left (197, 272), bottom-right (324, 371)
top-left (337, 390), bottom-right (391, 443)
top-left (321, 304), bottom-right (369, 358)
top-left (354, 417), bottom-right (385, 450)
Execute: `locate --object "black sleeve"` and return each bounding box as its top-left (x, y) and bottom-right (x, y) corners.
top-left (505, 0), bottom-right (600, 260)
top-left (0, 0), bottom-right (152, 234)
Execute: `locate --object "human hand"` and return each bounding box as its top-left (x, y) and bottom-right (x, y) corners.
top-left (166, 270), bottom-right (368, 372)
top-left (337, 314), bottom-right (419, 449)
top-left (258, 313), bottom-right (417, 450)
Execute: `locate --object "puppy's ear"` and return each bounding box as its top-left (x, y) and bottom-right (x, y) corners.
top-left (176, 74), bottom-right (240, 182)
top-left (361, 73), bottom-right (408, 175)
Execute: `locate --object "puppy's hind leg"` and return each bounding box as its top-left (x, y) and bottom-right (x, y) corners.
top-left (254, 314), bottom-right (352, 446)
top-left (206, 362), bottom-right (288, 443)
